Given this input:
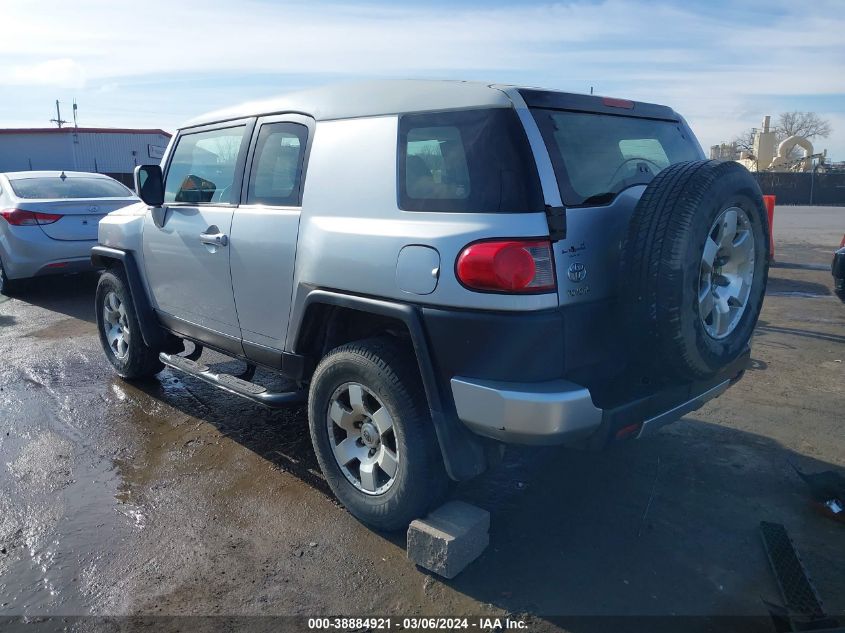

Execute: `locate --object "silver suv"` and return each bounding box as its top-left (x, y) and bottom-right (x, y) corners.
top-left (93, 80), bottom-right (769, 530)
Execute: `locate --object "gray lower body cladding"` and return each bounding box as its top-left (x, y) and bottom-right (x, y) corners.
top-left (420, 304), bottom-right (748, 448)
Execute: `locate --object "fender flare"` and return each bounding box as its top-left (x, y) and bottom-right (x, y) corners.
top-left (91, 246), bottom-right (166, 349)
top-left (293, 289), bottom-right (488, 481)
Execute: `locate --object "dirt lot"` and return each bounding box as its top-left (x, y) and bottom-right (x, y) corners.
top-left (1, 205), bottom-right (843, 631)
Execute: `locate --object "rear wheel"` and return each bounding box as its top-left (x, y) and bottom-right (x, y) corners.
top-left (0, 258), bottom-right (25, 295)
top-left (308, 337), bottom-right (449, 531)
top-left (95, 267), bottom-right (163, 379)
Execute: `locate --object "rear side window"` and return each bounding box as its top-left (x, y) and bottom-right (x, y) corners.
top-left (246, 122), bottom-right (308, 206)
top-left (398, 108), bottom-right (544, 213)
top-left (10, 177), bottom-right (132, 199)
top-left (531, 109), bottom-right (701, 206)
top-left (164, 125), bottom-right (246, 204)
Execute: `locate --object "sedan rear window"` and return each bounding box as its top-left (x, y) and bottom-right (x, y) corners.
top-left (398, 108), bottom-right (544, 213)
top-left (531, 109), bottom-right (701, 206)
top-left (10, 176), bottom-right (133, 199)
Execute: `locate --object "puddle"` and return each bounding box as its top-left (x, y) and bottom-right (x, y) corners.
top-left (25, 318), bottom-right (95, 340)
top-left (0, 366), bottom-right (142, 615)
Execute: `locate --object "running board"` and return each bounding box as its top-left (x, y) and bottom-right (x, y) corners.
top-left (159, 352), bottom-right (306, 408)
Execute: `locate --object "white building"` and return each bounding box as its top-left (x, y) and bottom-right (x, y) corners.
top-left (0, 127), bottom-right (172, 186)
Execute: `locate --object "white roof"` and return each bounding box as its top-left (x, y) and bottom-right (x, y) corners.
top-left (185, 80), bottom-right (515, 128)
top-left (2, 170), bottom-right (117, 180)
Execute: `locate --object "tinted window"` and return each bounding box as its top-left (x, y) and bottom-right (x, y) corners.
top-left (164, 126), bottom-right (246, 204)
top-left (246, 122), bottom-right (308, 206)
top-left (10, 176), bottom-right (133, 199)
top-left (531, 109), bottom-right (700, 206)
top-left (398, 108), bottom-right (544, 213)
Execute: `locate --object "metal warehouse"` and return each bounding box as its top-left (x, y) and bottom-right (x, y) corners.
top-left (0, 127), bottom-right (171, 186)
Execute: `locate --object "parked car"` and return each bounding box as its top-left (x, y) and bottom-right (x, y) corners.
top-left (833, 239), bottom-right (845, 302)
top-left (0, 171), bottom-right (138, 294)
top-left (92, 80), bottom-right (770, 530)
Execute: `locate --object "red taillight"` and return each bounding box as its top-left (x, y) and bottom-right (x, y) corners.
top-left (456, 239), bottom-right (556, 293)
top-left (0, 209), bottom-right (62, 226)
top-left (602, 96), bottom-right (634, 109)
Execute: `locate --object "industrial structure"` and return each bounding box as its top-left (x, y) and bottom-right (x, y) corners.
top-left (0, 127), bottom-right (171, 186)
top-left (711, 116), bottom-right (828, 173)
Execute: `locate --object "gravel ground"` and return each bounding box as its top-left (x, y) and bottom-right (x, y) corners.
top-left (0, 205), bottom-right (843, 632)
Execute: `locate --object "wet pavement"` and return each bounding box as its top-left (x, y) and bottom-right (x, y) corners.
top-left (1, 206), bottom-right (844, 631)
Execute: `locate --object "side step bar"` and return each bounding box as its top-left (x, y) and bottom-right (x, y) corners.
top-left (159, 352), bottom-right (306, 408)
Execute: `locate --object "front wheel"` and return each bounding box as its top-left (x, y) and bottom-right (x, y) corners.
top-left (308, 337), bottom-right (449, 531)
top-left (95, 268), bottom-right (163, 379)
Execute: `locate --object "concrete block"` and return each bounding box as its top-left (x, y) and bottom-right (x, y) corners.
top-left (407, 500), bottom-right (490, 579)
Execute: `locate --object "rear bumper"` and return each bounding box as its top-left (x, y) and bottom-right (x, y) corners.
top-left (0, 225), bottom-right (98, 279)
top-left (451, 377), bottom-right (602, 444)
top-left (450, 351), bottom-right (749, 446)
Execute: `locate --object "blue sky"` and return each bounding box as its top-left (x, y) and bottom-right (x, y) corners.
top-left (3, 0), bottom-right (844, 159)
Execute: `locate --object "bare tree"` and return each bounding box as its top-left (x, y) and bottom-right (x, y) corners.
top-left (775, 111), bottom-right (832, 141)
top-left (733, 128), bottom-right (756, 155)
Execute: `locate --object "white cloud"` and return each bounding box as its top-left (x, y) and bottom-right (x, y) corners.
top-left (6, 58), bottom-right (86, 88)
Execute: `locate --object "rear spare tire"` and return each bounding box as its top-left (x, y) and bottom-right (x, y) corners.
top-left (620, 160), bottom-right (769, 380)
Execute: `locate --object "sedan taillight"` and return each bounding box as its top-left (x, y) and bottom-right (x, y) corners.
top-left (456, 239), bottom-right (556, 293)
top-left (0, 209), bottom-right (63, 226)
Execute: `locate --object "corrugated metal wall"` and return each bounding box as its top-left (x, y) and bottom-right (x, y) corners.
top-left (0, 134), bottom-right (74, 172)
top-left (70, 132), bottom-right (170, 173)
top-left (0, 131), bottom-right (170, 175)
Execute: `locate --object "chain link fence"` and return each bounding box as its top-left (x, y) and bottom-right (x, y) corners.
top-left (753, 171), bottom-right (845, 206)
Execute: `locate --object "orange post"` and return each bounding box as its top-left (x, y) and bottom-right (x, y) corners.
top-left (762, 195), bottom-right (776, 262)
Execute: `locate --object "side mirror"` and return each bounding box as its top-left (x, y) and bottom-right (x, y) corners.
top-left (134, 165), bottom-right (164, 207)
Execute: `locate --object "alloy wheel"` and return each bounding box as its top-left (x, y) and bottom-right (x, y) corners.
top-left (326, 382), bottom-right (399, 495)
top-left (698, 206), bottom-right (756, 339)
top-left (102, 291), bottom-right (131, 359)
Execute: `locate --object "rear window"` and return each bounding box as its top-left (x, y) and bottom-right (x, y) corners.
top-left (531, 109), bottom-right (701, 206)
top-left (10, 176), bottom-right (133, 199)
top-left (398, 108), bottom-right (544, 213)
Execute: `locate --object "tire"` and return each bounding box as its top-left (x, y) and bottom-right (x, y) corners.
top-left (308, 336), bottom-right (449, 531)
top-left (620, 160), bottom-right (770, 380)
top-left (0, 258), bottom-right (25, 295)
top-left (95, 267), bottom-right (163, 379)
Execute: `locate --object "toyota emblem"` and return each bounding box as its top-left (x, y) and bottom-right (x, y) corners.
top-left (567, 262), bottom-right (586, 283)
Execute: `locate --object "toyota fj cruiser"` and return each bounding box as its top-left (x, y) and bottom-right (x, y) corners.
top-left (93, 80), bottom-right (769, 530)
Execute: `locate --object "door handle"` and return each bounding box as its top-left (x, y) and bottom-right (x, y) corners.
top-left (199, 231), bottom-right (228, 247)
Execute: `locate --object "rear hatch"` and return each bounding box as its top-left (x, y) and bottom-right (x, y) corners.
top-left (519, 90), bottom-right (705, 402)
top-left (7, 175), bottom-right (137, 241)
top-left (520, 89), bottom-right (704, 308)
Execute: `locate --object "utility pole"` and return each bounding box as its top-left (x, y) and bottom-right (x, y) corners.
top-left (50, 100), bottom-right (67, 128)
top-left (71, 99), bottom-right (80, 144)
